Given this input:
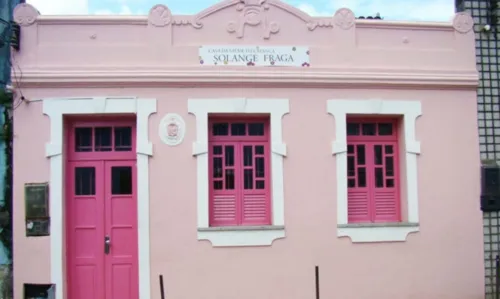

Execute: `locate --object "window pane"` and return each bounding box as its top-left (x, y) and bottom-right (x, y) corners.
top-left (213, 157), bottom-right (223, 178)
top-left (225, 169), bottom-right (235, 190)
top-left (347, 145), bottom-right (354, 154)
top-left (347, 156), bottom-right (355, 176)
top-left (231, 123), bottom-right (246, 136)
top-left (347, 123), bottom-right (360, 135)
top-left (256, 180), bottom-right (265, 189)
top-left (114, 127), bottom-right (132, 151)
top-left (378, 123), bottom-right (393, 135)
top-left (385, 145), bottom-right (393, 154)
top-left (374, 145), bottom-right (383, 165)
top-left (362, 123), bottom-right (376, 136)
top-left (356, 145), bottom-right (365, 165)
top-left (386, 179), bottom-right (394, 188)
top-left (75, 128), bottom-right (92, 152)
top-left (357, 167), bottom-right (366, 187)
top-left (249, 123), bottom-right (265, 136)
top-left (255, 145), bottom-right (264, 155)
top-left (75, 167), bottom-right (95, 195)
top-left (375, 168), bottom-right (384, 188)
top-left (111, 166), bottom-right (132, 195)
top-left (225, 146), bottom-right (234, 166)
top-left (348, 179), bottom-right (356, 188)
top-left (255, 157), bottom-right (265, 178)
top-left (385, 156), bottom-right (394, 176)
top-left (485, 168), bottom-right (500, 193)
top-left (95, 127), bottom-right (112, 152)
top-left (213, 181), bottom-right (223, 190)
top-left (213, 145), bottom-right (222, 155)
top-left (243, 146), bottom-right (253, 166)
top-left (244, 169), bottom-right (253, 189)
top-left (212, 123), bottom-right (229, 136)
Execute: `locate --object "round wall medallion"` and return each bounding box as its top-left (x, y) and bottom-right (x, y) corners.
top-left (334, 8), bottom-right (355, 30)
top-left (159, 113), bottom-right (186, 146)
top-left (452, 12), bottom-right (474, 34)
top-left (148, 4), bottom-right (172, 27)
top-left (13, 3), bottom-right (39, 27)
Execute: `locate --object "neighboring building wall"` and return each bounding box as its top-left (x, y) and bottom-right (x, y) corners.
top-left (456, 0), bottom-right (499, 298)
top-left (0, 1), bottom-right (14, 211)
top-left (0, 0), bottom-right (20, 298)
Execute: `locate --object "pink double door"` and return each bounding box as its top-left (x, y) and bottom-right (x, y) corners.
top-left (66, 123), bottom-right (139, 299)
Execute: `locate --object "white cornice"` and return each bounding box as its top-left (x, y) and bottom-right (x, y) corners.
top-left (13, 68), bottom-right (478, 89)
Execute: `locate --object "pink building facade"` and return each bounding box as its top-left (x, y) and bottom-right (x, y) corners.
top-left (11, 1), bottom-right (483, 299)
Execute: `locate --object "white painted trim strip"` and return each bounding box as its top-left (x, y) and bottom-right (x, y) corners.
top-left (188, 98), bottom-right (289, 247)
top-left (326, 99), bottom-right (422, 243)
top-left (16, 68), bottom-right (479, 89)
top-left (42, 96), bottom-right (156, 299)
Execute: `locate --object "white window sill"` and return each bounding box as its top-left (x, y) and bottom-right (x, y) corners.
top-left (337, 222), bottom-right (419, 243)
top-left (197, 225), bottom-right (285, 247)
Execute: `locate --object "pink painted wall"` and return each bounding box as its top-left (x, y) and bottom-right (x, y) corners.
top-left (11, 1), bottom-right (483, 299)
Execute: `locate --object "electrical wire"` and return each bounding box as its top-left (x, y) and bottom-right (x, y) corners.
top-left (8, 54), bottom-right (24, 110)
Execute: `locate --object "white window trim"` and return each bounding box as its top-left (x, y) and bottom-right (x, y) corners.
top-left (42, 96), bottom-right (156, 299)
top-left (188, 98), bottom-right (289, 247)
top-left (326, 99), bottom-right (422, 243)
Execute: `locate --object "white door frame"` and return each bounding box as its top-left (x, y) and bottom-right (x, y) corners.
top-left (43, 96), bottom-right (157, 299)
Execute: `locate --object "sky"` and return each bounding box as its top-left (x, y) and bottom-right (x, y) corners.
top-left (25, 0), bottom-right (456, 22)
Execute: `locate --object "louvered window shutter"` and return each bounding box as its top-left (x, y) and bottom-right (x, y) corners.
top-left (372, 143), bottom-right (400, 222)
top-left (347, 143), bottom-right (371, 222)
top-left (209, 143), bottom-right (238, 226)
top-left (346, 120), bottom-right (401, 223)
top-left (240, 143), bottom-right (271, 225)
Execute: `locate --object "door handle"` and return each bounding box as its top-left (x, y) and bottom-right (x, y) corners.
top-left (104, 235), bottom-right (111, 254)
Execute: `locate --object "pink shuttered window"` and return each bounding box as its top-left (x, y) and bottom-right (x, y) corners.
top-left (346, 119), bottom-right (401, 223)
top-left (208, 119), bottom-right (271, 227)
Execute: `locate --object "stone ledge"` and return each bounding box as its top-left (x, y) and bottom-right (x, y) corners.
top-left (198, 225), bottom-right (284, 232)
top-left (198, 226), bottom-right (285, 247)
top-left (338, 222), bottom-right (419, 228)
top-left (338, 223), bottom-right (419, 243)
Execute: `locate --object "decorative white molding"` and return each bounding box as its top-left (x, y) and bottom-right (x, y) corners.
top-left (333, 8), bottom-right (355, 30)
top-left (337, 225), bottom-right (419, 243)
top-left (188, 98), bottom-right (289, 247)
top-left (452, 12), bottom-right (474, 34)
top-left (198, 226), bottom-right (285, 247)
top-left (326, 99), bottom-right (422, 243)
top-left (25, 9), bottom-right (457, 31)
top-left (15, 68), bottom-right (479, 89)
top-left (159, 113), bottom-right (186, 146)
top-left (42, 96), bottom-right (157, 299)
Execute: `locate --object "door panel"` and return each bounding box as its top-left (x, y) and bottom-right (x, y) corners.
top-left (67, 159), bottom-right (139, 299)
top-left (68, 161), bottom-right (105, 299)
top-left (67, 121), bottom-right (138, 299)
top-left (104, 161), bottom-right (139, 299)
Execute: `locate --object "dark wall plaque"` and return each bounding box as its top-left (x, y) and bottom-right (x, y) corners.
top-left (25, 183), bottom-right (50, 237)
top-left (25, 183), bottom-right (49, 218)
